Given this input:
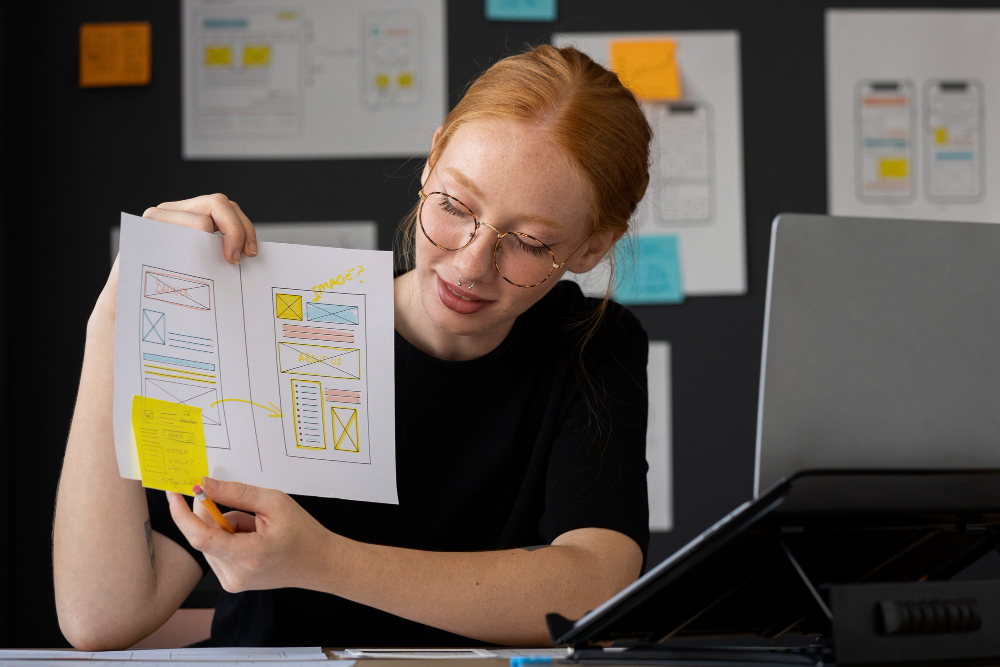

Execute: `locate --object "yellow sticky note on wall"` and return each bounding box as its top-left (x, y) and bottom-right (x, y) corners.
top-left (131, 395), bottom-right (209, 495)
top-left (610, 40), bottom-right (682, 101)
top-left (79, 22), bottom-right (151, 88)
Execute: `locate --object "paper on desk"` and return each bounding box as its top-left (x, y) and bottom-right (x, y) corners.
top-left (0, 646), bottom-right (329, 661)
top-left (113, 213), bottom-right (397, 503)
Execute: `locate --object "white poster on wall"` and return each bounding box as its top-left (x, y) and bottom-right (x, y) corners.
top-left (647, 341), bottom-right (673, 532)
top-left (182, 0), bottom-right (446, 159)
top-left (553, 32), bottom-right (746, 296)
top-left (827, 10), bottom-right (1000, 221)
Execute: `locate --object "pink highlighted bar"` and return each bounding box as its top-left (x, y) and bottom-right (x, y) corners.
top-left (283, 323), bottom-right (355, 344)
top-left (325, 389), bottom-right (361, 404)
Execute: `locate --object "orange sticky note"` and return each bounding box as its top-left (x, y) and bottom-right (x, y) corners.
top-left (79, 22), bottom-right (151, 88)
top-left (610, 40), bottom-right (681, 101)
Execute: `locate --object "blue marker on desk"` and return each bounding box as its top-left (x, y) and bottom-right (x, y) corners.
top-left (510, 657), bottom-right (555, 667)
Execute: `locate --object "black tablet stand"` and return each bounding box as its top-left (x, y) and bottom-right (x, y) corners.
top-left (547, 471), bottom-right (1000, 666)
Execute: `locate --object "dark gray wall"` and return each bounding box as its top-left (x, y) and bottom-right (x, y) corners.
top-left (3, 0), bottom-right (998, 650)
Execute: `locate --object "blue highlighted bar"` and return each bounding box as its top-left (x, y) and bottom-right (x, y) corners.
top-left (864, 138), bottom-right (908, 148)
top-left (935, 151), bottom-right (974, 160)
top-left (143, 353), bottom-right (216, 371)
top-left (203, 19), bottom-right (248, 29)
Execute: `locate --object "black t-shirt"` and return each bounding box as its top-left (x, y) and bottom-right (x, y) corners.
top-left (148, 280), bottom-right (650, 647)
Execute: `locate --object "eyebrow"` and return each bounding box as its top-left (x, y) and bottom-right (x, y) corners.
top-left (443, 167), bottom-right (567, 232)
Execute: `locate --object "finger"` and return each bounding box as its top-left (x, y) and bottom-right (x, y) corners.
top-left (159, 194), bottom-right (246, 264)
top-left (166, 491), bottom-right (231, 556)
top-left (202, 476), bottom-right (276, 514)
top-left (223, 510), bottom-right (258, 533)
top-left (229, 201), bottom-right (258, 258)
top-left (142, 207), bottom-right (215, 234)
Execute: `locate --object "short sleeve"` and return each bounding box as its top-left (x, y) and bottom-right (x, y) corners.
top-left (538, 306), bottom-right (650, 563)
top-left (146, 487), bottom-right (209, 576)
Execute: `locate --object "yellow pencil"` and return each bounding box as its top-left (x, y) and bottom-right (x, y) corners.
top-left (193, 484), bottom-right (236, 534)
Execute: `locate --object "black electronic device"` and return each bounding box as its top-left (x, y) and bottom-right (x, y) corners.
top-left (547, 470), bottom-right (1000, 665)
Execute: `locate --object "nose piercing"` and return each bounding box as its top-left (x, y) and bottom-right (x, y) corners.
top-left (458, 273), bottom-right (462, 286)
top-left (468, 282), bottom-right (474, 290)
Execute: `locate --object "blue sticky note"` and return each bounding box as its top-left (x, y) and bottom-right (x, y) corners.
top-left (615, 235), bottom-right (684, 305)
top-left (485, 0), bottom-right (557, 22)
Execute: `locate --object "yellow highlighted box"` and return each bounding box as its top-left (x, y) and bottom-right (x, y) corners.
top-left (934, 127), bottom-right (948, 145)
top-left (878, 157), bottom-right (909, 179)
top-left (397, 72), bottom-right (414, 89)
top-left (204, 45), bottom-right (232, 67)
top-left (375, 73), bottom-right (390, 90)
top-left (243, 44), bottom-right (272, 68)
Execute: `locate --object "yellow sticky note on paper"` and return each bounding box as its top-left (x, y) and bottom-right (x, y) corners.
top-left (610, 40), bottom-right (681, 101)
top-left (79, 22), bottom-right (151, 88)
top-left (879, 157), bottom-right (909, 179)
top-left (131, 395), bottom-right (209, 496)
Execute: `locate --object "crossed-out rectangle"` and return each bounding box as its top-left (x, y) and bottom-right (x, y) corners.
top-left (277, 342), bottom-right (361, 380)
top-left (306, 302), bottom-right (358, 325)
top-left (144, 270), bottom-right (212, 310)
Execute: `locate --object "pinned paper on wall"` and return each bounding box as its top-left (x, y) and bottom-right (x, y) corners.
top-left (555, 31), bottom-right (746, 297)
top-left (485, 0), bottom-right (556, 22)
top-left (610, 40), bottom-right (682, 101)
top-left (616, 235), bottom-right (684, 305)
top-left (79, 22), bottom-right (151, 88)
top-left (131, 395), bottom-right (209, 495)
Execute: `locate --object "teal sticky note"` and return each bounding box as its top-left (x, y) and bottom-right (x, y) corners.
top-left (615, 235), bottom-right (684, 305)
top-left (485, 0), bottom-right (557, 22)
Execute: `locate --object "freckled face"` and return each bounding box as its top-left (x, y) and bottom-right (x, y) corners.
top-left (414, 119), bottom-right (593, 339)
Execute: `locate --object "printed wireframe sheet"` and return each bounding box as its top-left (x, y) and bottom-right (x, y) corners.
top-left (113, 213), bottom-right (397, 503)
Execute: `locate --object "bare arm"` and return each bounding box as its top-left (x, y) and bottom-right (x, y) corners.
top-left (169, 481), bottom-right (643, 646)
top-left (53, 196), bottom-right (258, 650)
top-left (52, 261), bottom-right (202, 650)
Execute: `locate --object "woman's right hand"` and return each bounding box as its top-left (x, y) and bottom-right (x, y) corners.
top-left (95, 194), bottom-right (259, 324)
top-left (142, 193), bottom-right (259, 264)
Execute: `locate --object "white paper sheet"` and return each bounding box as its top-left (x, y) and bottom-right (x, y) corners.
top-left (182, 0), bottom-right (446, 159)
top-left (0, 646), bottom-right (328, 661)
top-left (113, 213), bottom-right (397, 502)
top-left (646, 341), bottom-right (673, 532)
top-left (827, 10), bottom-right (1000, 221)
top-left (552, 32), bottom-right (747, 296)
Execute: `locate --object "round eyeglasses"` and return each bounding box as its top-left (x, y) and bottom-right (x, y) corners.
top-left (418, 190), bottom-right (569, 288)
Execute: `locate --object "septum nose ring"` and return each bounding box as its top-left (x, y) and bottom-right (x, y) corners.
top-left (457, 274), bottom-right (474, 290)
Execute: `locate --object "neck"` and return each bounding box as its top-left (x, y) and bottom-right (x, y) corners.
top-left (394, 271), bottom-right (513, 361)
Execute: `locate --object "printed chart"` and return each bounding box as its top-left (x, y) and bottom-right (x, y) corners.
top-left (138, 266), bottom-right (230, 449)
top-left (271, 289), bottom-right (370, 463)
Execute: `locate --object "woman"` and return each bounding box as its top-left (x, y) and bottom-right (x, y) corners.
top-left (53, 45), bottom-right (653, 649)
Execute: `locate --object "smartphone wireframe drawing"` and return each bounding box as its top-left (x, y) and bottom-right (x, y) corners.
top-left (654, 101), bottom-right (714, 224)
top-left (856, 80), bottom-right (915, 202)
top-left (924, 79), bottom-right (984, 203)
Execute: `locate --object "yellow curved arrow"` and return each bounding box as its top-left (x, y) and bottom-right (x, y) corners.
top-left (209, 398), bottom-right (283, 418)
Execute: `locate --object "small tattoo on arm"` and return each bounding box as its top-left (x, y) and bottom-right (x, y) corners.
top-left (521, 544), bottom-right (551, 551)
top-left (144, 518), bottom-right (156, 570)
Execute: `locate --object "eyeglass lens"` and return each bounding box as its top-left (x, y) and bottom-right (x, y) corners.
top-left (420, 193), bottom-right (554, 287)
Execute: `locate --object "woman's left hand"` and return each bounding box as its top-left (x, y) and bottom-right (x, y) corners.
top-left (166, 477), bottom-right (335, 592)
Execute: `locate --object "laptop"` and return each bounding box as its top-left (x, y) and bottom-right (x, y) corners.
top-left (755, 213), bottom-right (1000, 494)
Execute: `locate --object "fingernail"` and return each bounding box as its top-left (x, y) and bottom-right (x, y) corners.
top-left (248, 240), bottom-right (258, 256)
top-left (231, 249), bottom-right (241, 264)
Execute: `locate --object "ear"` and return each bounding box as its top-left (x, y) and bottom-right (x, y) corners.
top-left (564, 229), bottom-right (625, 274)
top-left (420, 126), bottom-right (444, 188)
